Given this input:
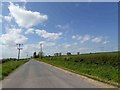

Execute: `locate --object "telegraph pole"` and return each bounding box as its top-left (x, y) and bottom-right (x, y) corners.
top-left (16, 44), bottom-right (23, 60)
top-left (40, 43), bottom-right (43, 59)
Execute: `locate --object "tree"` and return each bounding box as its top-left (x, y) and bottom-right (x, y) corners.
top-left (54, 53), bottom-right (59, 56)
top-left (33, 52), bottom-right (39, 58)
top-left (59, 53), bottom-right (62, 56)
top-left (54, 53), bottom-right (62, 56)
top-left (67, 52), bottom-right (71, 56)
top-left (33, 52), bottom-right (37, 58)
top-left (77, 52), bottom-right (80, 55)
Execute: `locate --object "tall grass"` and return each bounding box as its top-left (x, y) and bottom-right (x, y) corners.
top-left (37, 52), bottom-right (119, 86)
top-left (1, 59), bottom-right (28, 80)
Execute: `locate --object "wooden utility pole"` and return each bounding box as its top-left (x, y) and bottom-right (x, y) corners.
top-left (16, 44), bottom-right (23, 60)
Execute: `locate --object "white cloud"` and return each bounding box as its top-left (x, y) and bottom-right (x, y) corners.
top-left (91, 37), bottom-right (103, 43)
top-left (79, 47), bottom-right (89, 51)
top-left (73, 42), bottom-right (78, 45)
top-left (8, 2), bottom-right (48, 28)
top-left (36, 29), bottom-right (62, 40)
top-left (25, 28), bottom-right (35, 34)
top-left (72, 35), bottom-right (82, 40)
top-left (102, 41), bottom-right (109, 44)
top-left (78, 47), bottom-right (91, 53)
top-left (0, 28), bottom-right (28, 46)
top-left (1, 45), bottom-right (18, 59)
top-left (4, 15), bottom-right (12, 22)
top-left (23, 44), bottom-right (39, 53)
top-left (63, 44), bottom-right (71, 49)
top-left (72, 34), bottom-right (109, 44)
top-left (81, 34), bottom-right (91, 43)
top-left (91, 36), bottom-right (109, 44)
top-left (0, 45), bottom-right (2, 59)
top-left (25, 28), bottom-right (62, 40)
top-left (72, 34), bottom-right (90, 43)
top-left (2, 44), bottom-right (36, 59)
top-left (56, 25), bottom-right (62, 28)
top-left (20, 0), bottom-right (27, 2)
top-left (21, 41), bottom-right (56, 58)
top-left (72, 35), bottom-right (76, 39)
top-left (39, 41), bottom-right (56, 47)
top-left (56, 24), bottom-right (69, 30)
top-left (0, 14), bottom-right (2, 23)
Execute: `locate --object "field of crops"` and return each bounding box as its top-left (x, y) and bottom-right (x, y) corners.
top-left (0, 59), bottom-right (28, 80)
top-left (37, 52), bottom-right (119, 87)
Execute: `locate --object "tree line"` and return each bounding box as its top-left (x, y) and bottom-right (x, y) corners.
top-left (33, 51), bottom-right (81, 58)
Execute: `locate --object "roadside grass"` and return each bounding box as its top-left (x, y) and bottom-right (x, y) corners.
top-left (1, 59), bottom-right (28, 80)
top-left (37, 52), bottom-right (119, 87)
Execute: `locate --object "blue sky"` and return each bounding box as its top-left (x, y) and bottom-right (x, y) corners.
top-left (0, 2), bottom-right (118, 58)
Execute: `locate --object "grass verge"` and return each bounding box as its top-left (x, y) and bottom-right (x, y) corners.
top-left (36, 52), bottom-right (119, 87)
top-left (0, 59), bottom-right (28, 80)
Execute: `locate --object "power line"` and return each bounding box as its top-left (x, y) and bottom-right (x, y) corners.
top-left (16, 43), bottom-right (23, 60)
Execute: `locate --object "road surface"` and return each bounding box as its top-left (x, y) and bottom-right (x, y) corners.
top-left (2, 59), bottom-right (113, 88)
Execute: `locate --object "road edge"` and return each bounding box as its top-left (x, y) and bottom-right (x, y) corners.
top-left (0, 60), bottom-right (30, 89)
top-left (35, 59), bottom-right (117, 88)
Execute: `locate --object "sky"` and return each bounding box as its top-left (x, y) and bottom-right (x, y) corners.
top-left (0, 2), bottom-right (118, 59)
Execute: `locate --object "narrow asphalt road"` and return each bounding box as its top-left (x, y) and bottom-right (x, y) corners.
top-left (2, 59), bottom-right (112, 88)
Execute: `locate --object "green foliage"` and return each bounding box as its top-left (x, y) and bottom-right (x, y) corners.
top-left (38, 52), bottom-right (119, 86)
top-left (33, 52), bottom-right (39, 58)
top-left (1, 59), bottom-right (28, 80)
top-left (77, 52), bottom-right (80, 55)
top-left (2, 58), bottom-right (17, 63)
top-left (54, 53), bottom-right (62, 56)
top-left (67, 52), bottom-right (72, 56)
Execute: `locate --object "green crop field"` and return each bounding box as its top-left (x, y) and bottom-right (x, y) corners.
top-left (37, 52), bottom-right (119, 87)
top-left (0, 59), bottom-right (28, 80)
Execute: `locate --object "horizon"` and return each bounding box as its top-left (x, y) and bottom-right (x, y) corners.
top-left (0, 50), bottom-right (119, 60)
top-left (0, 2), bottom-right (118, 59)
